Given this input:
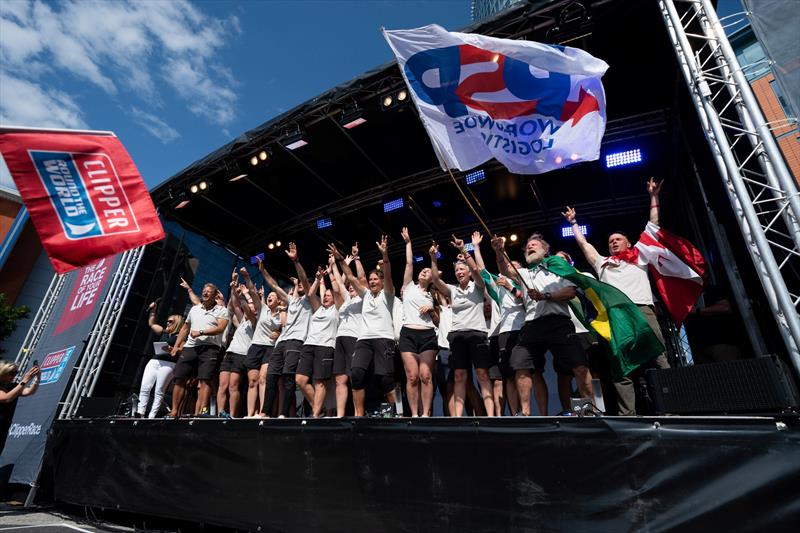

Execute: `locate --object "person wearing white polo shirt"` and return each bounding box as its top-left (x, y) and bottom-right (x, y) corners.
top-left (170, 283), bottom-right (230, 416)
top-left (562, 177), bottom-right (670, 415)
top-left (492, 234), bottom-right (593, 417)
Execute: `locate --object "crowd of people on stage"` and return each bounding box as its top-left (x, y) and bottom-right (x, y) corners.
top-left (137, 178), bottom-right (672, 419)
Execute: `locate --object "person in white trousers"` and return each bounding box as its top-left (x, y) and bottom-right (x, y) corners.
top-left (137, 300), bottom-right (185, 418)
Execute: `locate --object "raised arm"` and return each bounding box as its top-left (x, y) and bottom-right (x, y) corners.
top-left (227, 276), bottom-right (243, 327)
top-left (450, 235), bottom-right (485, 290)
top-left (0, 366), bottom-right (40, 402)
top-left (401, 227), bottom-right (414, 286)
top-left (351, 242), bottom-right (367, 285)
top-left (238, 283), bottom-right (258, 325)
top-left (257, 258), bottom-right (289, 302)
top-left (491, 235), bottom-right (519, 281)
top-left (376, 235), bottom-right (394, 296)
top-left (286, 242), bottom-right (311, 296)
top-left (428, 241), bottom-right (450, 295)
top-left (328, 243), bottom-right (366, 296)
top-left (328, 255), bottom-right (345, 308)
top-left (471, 231), bottom-right (487, 271)
top-left (647, 177), bottom-right (662, 226)
top-left (239, 267), bottom-right (261, 313)
top-left (147, 301), bottom-right (164, 335)
top-left (562, 206), bottom-right (600, 265)
top-left (180, 277), bottom-right (201, 306)
top-left (307, 268), bottom-right (323, 312)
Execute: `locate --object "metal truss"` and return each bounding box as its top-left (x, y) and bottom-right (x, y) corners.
top-left (659, 0), bottom-right (800, 371)
top-left (59, 247), bottom-right (145, 419)
top-left (13, 272), bottom-right (68, 370)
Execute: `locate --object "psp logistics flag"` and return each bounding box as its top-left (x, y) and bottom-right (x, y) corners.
top-left (0, 128), bottom-right (164, 273)
top-left (383, 24), bottom-right (608, 174)
top-left (542, 256), bottom-right (664, 379)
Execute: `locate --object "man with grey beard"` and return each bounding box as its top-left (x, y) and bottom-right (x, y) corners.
top-left (491, 233), bottom-right (593, 416)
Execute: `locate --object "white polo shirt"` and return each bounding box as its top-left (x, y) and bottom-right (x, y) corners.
top-left (359, 289), bottom-right (395, 341)
top-left (497, 284), bottom-right (525, 334)
top-left (337, 293), bottom-right (363, 339)
top-left (251, 306), bottom-right (282, 346)
top-left (594, 255), bottom-right (653, 306)
top-left (277, 295), bottom-right (312, 343)
top-left (518, 265), bottom-right (575, 321)
top-left (184, 304), bottom-right (230, 348)
top-left (401, 282), bottom-right (434, 329)
top-left (447, 281), bottom-right (488, 333)
top-left (305, 305), bottom-right (339, 348)
top-left (227, 317), bottom-right (254, 355)
top-left (436, 306), bottom-right (453, 349)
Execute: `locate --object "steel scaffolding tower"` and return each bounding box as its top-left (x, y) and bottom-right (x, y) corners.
top-left (659, 0), bottom-right (800, 374)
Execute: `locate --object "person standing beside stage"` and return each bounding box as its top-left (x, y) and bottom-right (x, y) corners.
top-left (296, 264), bottom-right (341, 417)
top-left (0, 361), bottom-right (40, 455)
top-left (170, 283), bottom-right (230, 417)
top-left (329, 237), bottom-right (397, 417)
top-left (492, 233), bottom-right (593, 416)
top-left (137, 301), bottom-right (183, 418)
top-left (258, 247), bottom-right (312, 418)
top-left (398, 227), bottom-right (439, 417)
top-left (240, 268), bottom-right (284, 417)
top-left (429, 236), bottom-right (494, 417)
top-left (562, 177), bottom-right (670, 415)
top-left (330, 249), bottom-right (364, 417)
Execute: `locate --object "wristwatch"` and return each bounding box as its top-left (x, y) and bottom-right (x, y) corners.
top-left (199, 329), bottom-right (205, 336)
top-left (543, 292), bottom-right (552, 300)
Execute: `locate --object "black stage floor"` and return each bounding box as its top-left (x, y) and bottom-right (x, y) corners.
top-left (46, 416), bottom-right (799, 533)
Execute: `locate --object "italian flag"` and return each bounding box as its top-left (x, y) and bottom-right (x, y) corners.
top-left (635, 222), bottom-right (706, 327)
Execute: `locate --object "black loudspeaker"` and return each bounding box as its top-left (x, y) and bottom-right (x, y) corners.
top-left (74, 397), bottom-right (121, 419)
top-left (645, 356), bottom-right (800, 414)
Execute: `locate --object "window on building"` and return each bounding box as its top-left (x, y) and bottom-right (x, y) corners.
top-left (769, 79), bottom-right (790, 115)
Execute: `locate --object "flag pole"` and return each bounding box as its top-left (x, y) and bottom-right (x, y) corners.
top-left (427, 135), bottom-right (532, 290)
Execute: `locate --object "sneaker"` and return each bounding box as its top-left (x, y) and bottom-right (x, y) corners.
top-left (196, 408), bottom-right (213, 418)
top-left (219, 410), bottom-right (232, 419)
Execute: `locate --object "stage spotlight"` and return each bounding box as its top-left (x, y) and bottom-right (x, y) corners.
top-left (570, 153), bottom-right (578, 160)
top-left (561, 224), bottom-right (588, 238)
top-left (341, 105), bottom-right (367, 129)
top-left (190, 184), bottom-right (199, 194)
top-left (275, 240), bottom-right (282, 247)
top-left (229, 173), bottom-right (247, 182)
top-left (465, 169), bottom-right (486, 185)
top-left (432, 200), bottom-right (443, 208)
top-left (268, 243), bottom-right (275, 250)
top-left (414, 255), bottom-right (424, 263)
top-left (555, 156), bottom-right (563, 164)
top-left (382, 95), bottom-right (394, 108)
top-left (317, 217), bottom-right (332, 229)
top-left (510, 234), bottom-right (518, 242)
top-left (283, 125), bottom-right (308, 150)
top-left (259, 150), bottom-right (268, 161)
top-left (397, 89), bottom-right (408, 102)
top-left (198, 181), bottom-right (208, 191)
top-left (250, 155), bottom-right (259, 166)
top-left (605, 148), bottom-right (642, 168)
top-left (383, 197), bottom-right (404, 212)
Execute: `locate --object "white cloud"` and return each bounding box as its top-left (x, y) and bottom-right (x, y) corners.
top-left (0, 75), bottom-right (88, 129)
top-left (0, 0), bottom-right (240, 135)
top-left (129, 107), bottom-right (180, 143)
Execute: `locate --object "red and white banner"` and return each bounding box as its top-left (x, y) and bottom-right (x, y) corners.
top-left (0, 128), bottom-right (164, 273)
top-left (636, 222), bottom-right (706, 326)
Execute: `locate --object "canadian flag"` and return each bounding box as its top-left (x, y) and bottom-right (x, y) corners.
top-left (636, 222), bottom-right (706, 327)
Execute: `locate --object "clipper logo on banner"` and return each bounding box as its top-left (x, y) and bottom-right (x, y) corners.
top-left (39, 346), bottom-right (76, 385)
top-left (54, 258), bottom-right (111, 334)
top-left (29, 151), bottom-right (138, 240)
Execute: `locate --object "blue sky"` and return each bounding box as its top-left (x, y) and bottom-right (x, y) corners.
top-left (0, 0), bottom-right (471, 189)
top-left (0, 0), bottom-right (745, 191)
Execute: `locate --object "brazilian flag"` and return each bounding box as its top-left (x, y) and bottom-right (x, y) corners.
top-left (541, 256), bottom-right (664, 379)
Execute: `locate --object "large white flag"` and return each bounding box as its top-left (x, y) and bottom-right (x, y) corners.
top-left (383, 24), bottom-right (609, 174)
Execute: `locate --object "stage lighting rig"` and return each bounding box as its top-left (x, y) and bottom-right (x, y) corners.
top-left (283, 125), bottom-right (308, 150)
top-left (605, 148), bottom-right (643, 168)
top-left (380, 88), bottom-right (411, 110)
top-left (340, 104), bottom-right (367, 129)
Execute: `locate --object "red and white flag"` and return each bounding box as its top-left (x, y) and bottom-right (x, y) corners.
top-left (635, 222), bottom-right (706, 326)
top-left (0, 127), bottom-right (164, 273)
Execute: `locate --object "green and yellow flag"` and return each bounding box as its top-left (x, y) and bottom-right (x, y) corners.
top-left (541, 256), bottom-right (664, 379)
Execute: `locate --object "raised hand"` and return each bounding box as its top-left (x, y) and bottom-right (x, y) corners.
top-left (239, 267), bottom-right (250, 279)
top-left (328, 254), bottom-right (336, 267)
top-left (401, 227), bottom-right (410, 243)
top-left (344, 254), bottom-right (354, 266)
top-left (490, 235), bottom-right (505, 252)
top-left (285, 242), bottom-right (298, 262)
top-left (471, 231), bottom-right (482, 247)
top-left (351, 242), bottom-right (359, 258)
top-left (450, 234), bottom-right (465, 251)
top-left (290, 276), bottom-right (299, 287)
top-left (376, 235), bottom-right (388, 255)
top-left (647, 177), bottom-right (663, 197)
top-left (562, 206), bottom-right (577, 224)
top-left (327, 243), bottom-right (344, 261)
top-left (179, 277), bottom-right (191, 290)
top-left (315, 266), bottom-right (326, 280)
top-left (148, 301), bottom-right (157, 310)
top-left (429, 241), bottom-right (439, 258)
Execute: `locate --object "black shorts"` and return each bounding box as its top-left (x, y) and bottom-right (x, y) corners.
top-left (219, 351), bottom-right (246, 374)
top-left (488, 336), bottom-right (502, 380)
top-left (498, 330), bottom-right (520, 378)
top-left (333, 336), bottom-right (357, 376)
top-left (352, 338), bottom-right (396, 376)
top-left (174, 345), bottom-right (221, 381)
top-left (398, 327), bottom-right (439, 354)
top-left (267, 339), bottom-right (303, 376)
top-left (245, 343), bottom-right (272, 370)
top-left (297, 345), bottom-right (334, 380)
top-left (510, 316), bottom-right (588, 374)
top-left (447, 329), bottom-right (491, 370)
